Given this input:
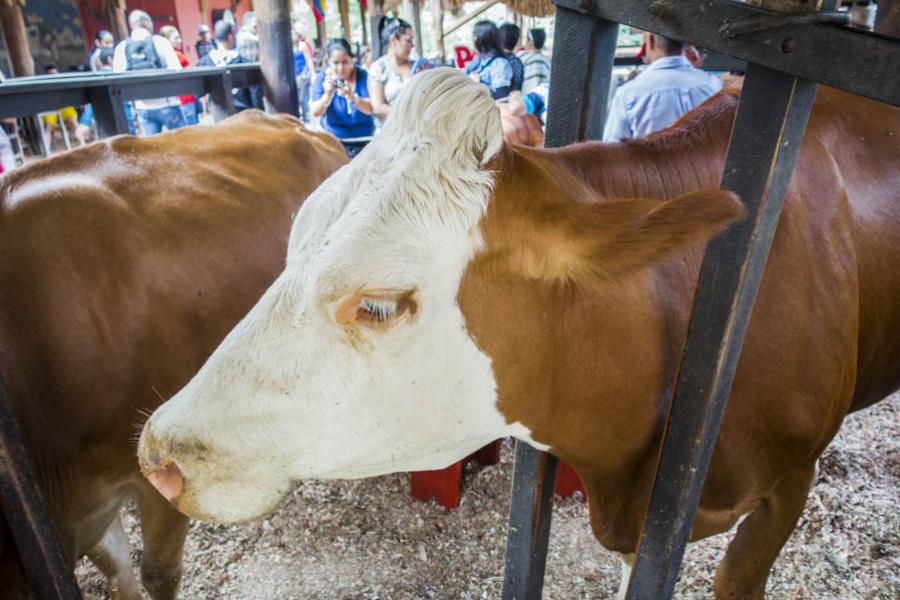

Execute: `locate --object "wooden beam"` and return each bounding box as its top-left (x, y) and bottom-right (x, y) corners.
top-left (257, 0), bottom-right (299, 115)
top-left (0, 0), bottom-right (34, 76)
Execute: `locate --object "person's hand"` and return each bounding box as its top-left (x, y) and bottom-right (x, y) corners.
top-left (75, 124), bottom-right (92, 145)
top-left (335, 79), bottom-right (354, 100)
top-left (684, 45), bottom-right (707, 68)
top-left (323, 68), bottom-right (337, 94)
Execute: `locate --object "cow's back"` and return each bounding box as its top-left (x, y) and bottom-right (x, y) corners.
top-left (0, 112), bottom-right (345, 564)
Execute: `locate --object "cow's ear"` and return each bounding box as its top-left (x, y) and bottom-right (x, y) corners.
top-left (505, 189), bottom-right (745, 284)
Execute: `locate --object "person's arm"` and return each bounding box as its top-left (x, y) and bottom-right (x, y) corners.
top-left (112, 42), bottom-right (126, 72)
top-left (155, 36), bottom-right (183, 70)
top-left (310, 72), bottom-right (334, 118)
top-left (303, 45), bottom-right (316, 77)
top-left (602, 90), bottom-right (631, 143)
top-left (367, 64), bottom-right (390, 120)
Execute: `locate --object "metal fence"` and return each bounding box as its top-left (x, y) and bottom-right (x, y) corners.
top-left (502, 1), bottom-right (899, 599)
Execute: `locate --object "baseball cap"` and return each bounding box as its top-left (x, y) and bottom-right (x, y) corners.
top-left (198, 24), bottom-right (211, 33)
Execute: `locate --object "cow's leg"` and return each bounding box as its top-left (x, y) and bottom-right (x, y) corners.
top-left (86, 515), bottom-right (142, 600)
top-left (137, 486), bottom-right (189, 600)
top-left (713, 464), bottom-right (815, 599)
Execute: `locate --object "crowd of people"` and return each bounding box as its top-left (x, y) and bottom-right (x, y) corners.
top-left (4, 9), bottom-right (727, 169)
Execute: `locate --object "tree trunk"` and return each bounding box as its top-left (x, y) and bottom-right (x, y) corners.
top-left (199, 0), bottom-right (209, 28)
top-left (0, 0), bottom-right (33, 76)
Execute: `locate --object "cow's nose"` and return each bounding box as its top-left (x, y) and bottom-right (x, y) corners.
top-left (140, 429), bottom-right (184, 502)
top-left (147, 460), bottom-right (184, 502)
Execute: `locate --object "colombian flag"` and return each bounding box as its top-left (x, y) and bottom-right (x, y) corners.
top-left (311, 0), bottom-right (327, 23)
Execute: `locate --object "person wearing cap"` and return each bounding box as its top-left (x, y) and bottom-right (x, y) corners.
top-left (196, 24), bottom-right (217, 61)
top-left (197, 20), bottom-right (237, 67)
top-left (602, 32), bottom-right (722, 143)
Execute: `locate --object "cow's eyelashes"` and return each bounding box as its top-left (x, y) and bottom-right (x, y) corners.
top-left (355, 292), bottom-right (417, 326)
top-left (358, 297), bottom-right (402, 322)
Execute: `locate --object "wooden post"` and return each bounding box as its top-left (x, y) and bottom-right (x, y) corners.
top-left (257, 0), bottom-right (299, 116)
top-left (109, 0), bottom-right (128, 42)
top-left (199, 0), bottom-right (210, 27)
top-left (429, 0), bottom-right (443, 63)
top-left (876, 0), bottom-right (900, 36)
top-left (338, 0), bottom-right (351, 40)
top-left (316, 18), bottom-right (326, 51)
top-left (0, 0), bottom-right (34, 77)
top-left (402, 0), bottom-right (423, 57)
top-left (370, 0), bottom-right (384, 58)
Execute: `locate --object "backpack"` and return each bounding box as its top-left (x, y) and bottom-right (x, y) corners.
top-left (125, 37), bottom-right (165, 71)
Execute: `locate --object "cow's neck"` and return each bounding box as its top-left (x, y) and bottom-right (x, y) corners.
top-left (459, 119), bottom-right (735, 548)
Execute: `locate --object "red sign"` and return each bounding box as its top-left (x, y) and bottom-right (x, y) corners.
top-left (454, 46), bottom-right (475, 70)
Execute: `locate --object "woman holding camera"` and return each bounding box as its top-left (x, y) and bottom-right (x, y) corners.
top-left (311, 38), bottom-right (375, 157)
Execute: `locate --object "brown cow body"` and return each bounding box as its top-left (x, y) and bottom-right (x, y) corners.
top-left (0, 112), bottom-right (345, 598)
top-left (464, 85), bottom-right (900, 596)
top-left (138, 70), bottom-right (900, 599)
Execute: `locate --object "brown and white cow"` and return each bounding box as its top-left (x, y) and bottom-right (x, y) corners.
top-left (0, 111), bottom-right (345, 598)
top-left (139, 70), bottom-right (900, 598)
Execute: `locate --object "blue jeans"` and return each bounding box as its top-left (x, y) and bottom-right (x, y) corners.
top-left (298, 77), bottom-right (311, 123)
top-left (137, 106), bottom-right (186, 135)
top-left (180, 102), bottom-right (199, 126)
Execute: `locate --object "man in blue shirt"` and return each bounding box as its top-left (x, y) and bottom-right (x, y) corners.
top-left (602, 33), bottom-right (722, 143)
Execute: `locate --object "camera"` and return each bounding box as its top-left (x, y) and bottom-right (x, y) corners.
top-left (334, 77), bottom-right (347, 90)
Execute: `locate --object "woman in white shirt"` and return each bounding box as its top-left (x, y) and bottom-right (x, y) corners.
top-left (368, 17), bottom-right (417, 127)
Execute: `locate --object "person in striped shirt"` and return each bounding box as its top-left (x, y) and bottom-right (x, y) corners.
top-left (518, 28), bottom-right (551, 94)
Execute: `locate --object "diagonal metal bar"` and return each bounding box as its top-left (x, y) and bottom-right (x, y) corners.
top-left (501, 8), bottom-right (619, 600)
top-left (625, 63), bottom-right (819, 600)
top-left (0, 376), bottom-right (82, 599)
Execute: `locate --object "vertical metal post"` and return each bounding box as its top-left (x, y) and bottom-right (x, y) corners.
top-left (501, 8), bottom-right (618, 600)
top-left (88, 85), bottom-right (130, 138)
top-left (257, 0), bottom-right (300, 116)
top-left (0, 377), bottom-right (82, 599)
top-left (625, 64), bottom-right (819, 600)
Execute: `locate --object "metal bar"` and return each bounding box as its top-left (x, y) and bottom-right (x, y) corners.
top-left (258, 0), bottom-right (300, 116)
top-left (501, 442), bottom-right (558, 600)
top-left (500, 9), bottom-right (619, 600)
top-left (87, 85), bottom-right (130, 138)
top-left (625, 63), bottom-right (819, 600)
top-left (207, 72), bottom-right (237, 122)
top-left (117, 78), bottom-right (207, 102)
top-left (0, 376), bottom-right (82, 599)
top-left (553, 0), bottom-right (900, 108)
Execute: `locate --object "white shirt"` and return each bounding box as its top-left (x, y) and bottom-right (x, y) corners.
top-left (113, 28), bottom-right (182, 109)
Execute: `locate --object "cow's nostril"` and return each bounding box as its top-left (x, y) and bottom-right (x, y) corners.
top-left (146, 460), bottom-right (184, 502)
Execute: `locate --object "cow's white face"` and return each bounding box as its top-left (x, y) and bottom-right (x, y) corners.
top-left (139, 70), bottom-right (546, 524)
